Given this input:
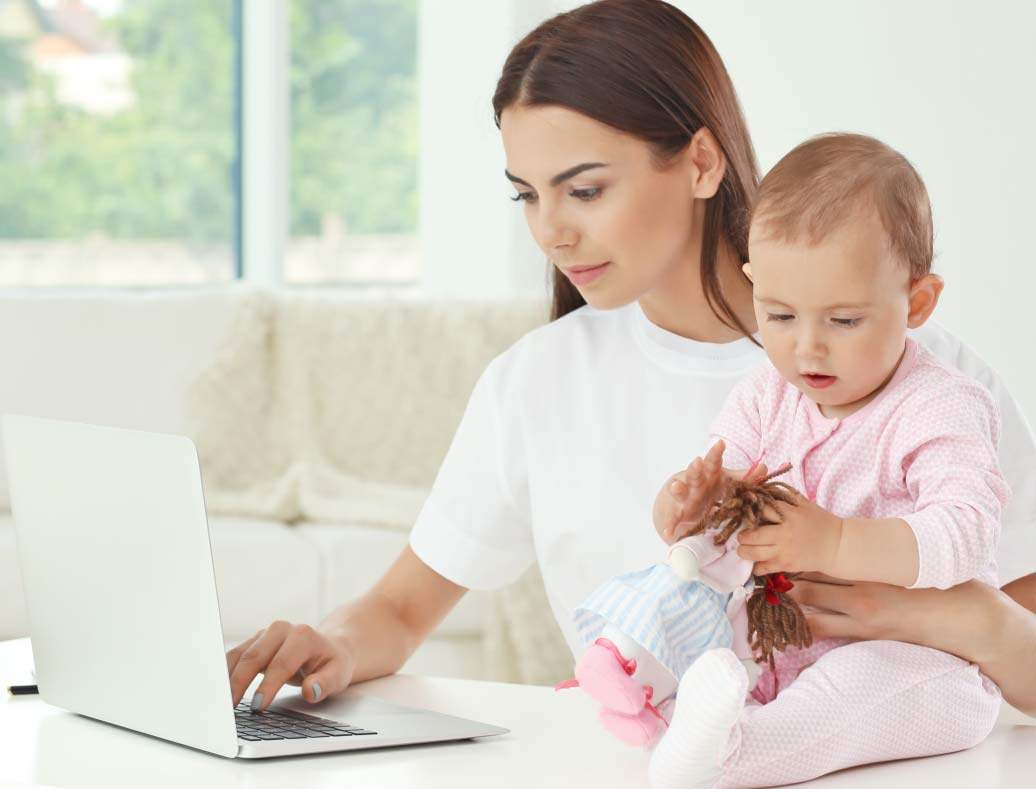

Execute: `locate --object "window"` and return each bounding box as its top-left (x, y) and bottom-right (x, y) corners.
top-left (285, 0), bottom-right (418, 285)
top-left (0, 0), bottom-right (236, 287)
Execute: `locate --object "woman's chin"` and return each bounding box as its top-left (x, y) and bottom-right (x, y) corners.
top-left (578, 287), bottom-right (636, 312)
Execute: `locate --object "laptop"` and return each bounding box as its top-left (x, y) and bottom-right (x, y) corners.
top-left (2, 414), bottom-right (508, 758)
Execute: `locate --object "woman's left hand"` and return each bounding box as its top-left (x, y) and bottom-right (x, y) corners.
top-left (781, 573), bottom-right (902, 641)
top-left (785, 573), bottom-right (1003, 651)
top-left (735, 493), bottom-right (843, 575)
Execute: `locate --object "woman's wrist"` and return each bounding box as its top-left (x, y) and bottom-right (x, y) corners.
top-left (969, 585), bottom-right (1036, 715)
top-left (920, 581), bottom-right (1005, 665)
top-left (878, 581), bottom-right (1001, 664)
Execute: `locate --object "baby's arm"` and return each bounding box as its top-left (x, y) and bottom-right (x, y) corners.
top-left (826, 516), bottom-right (922, 586)
top-left (828, 381), bottom-right (1009, 589)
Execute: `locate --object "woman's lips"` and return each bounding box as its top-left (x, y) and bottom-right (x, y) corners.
top-left (564, 262), bottom-right (610, 286)
top-left (803, 373), bottom-right (837, 389)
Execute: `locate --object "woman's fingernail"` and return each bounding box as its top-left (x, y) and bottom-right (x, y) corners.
top-left (250, 691), bottom-right (264, 712)
top-left (311, 682), bottom-right (322, 702)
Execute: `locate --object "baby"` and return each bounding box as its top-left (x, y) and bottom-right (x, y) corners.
top-left (568, 133), bottom-right (1010, 789)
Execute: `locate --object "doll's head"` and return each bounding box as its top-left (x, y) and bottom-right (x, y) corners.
top-left (745, 133), bottom-right (943, 419)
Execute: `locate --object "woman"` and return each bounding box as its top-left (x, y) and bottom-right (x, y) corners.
top-left (227, 0), bottom-right (1036, 740)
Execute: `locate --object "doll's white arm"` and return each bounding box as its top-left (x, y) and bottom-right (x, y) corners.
top-left (667, 532), bottom-right (725, 581)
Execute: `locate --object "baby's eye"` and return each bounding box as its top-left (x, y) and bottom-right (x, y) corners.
top-left (570, 187), bottom-right (602, 201)
top-left (766, 313), bottom-right (794, 322)
top-left (832, 317), bottom-right (861, 328)
top-left (510, 192), bottom-right (536, 204)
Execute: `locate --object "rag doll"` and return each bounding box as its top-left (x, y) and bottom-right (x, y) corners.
top-left (557, 463), bottom-right (812, 746)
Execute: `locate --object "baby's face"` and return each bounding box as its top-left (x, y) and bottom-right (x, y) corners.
top-left (746, 209), bottom-right (913, 418)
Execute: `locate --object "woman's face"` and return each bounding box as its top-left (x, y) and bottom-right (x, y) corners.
top-left (499, 104), bottom-right (700, 310)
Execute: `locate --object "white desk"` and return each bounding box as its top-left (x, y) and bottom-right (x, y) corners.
top-left (1, 638), bottom-right (1033, 788)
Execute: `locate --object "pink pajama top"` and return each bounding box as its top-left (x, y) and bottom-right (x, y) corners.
top-left (677, 337), bottom-right (1010, 592)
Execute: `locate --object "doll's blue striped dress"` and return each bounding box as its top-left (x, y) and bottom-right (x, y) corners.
top-left (573, 562), bottom-right (741, 680)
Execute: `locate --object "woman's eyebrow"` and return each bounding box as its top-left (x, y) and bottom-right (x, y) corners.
top-left (505, 162), bottom-right (609, 188)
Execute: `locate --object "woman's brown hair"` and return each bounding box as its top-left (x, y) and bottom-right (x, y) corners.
top-left (492, 0), bottom-right (760, 336)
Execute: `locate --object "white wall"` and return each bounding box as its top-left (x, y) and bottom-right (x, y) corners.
top-left (418, 0), bottom-right (547, 298)
top-left (688, 0), bottom-right (1036, 421)
top-left (420, 0), bottom-right (1036, 420)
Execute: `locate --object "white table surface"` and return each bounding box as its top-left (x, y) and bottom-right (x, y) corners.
top-left (1, 637), bottom-right (1033, 788)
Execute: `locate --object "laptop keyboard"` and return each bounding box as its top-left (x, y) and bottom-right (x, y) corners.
top-left (234, 700), bottom-right (378, 741)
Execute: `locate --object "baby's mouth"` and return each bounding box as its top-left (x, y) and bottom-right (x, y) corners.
top-left (802, 373), bottom-right (837, 390)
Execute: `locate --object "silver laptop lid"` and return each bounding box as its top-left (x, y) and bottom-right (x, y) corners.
top-left (3, 415), bottom-right (238, 757)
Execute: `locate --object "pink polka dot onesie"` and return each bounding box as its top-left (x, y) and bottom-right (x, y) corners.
top-left (671, 337), bottom-right (1010, 787)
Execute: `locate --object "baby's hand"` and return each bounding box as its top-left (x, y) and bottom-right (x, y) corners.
top-left (653, 441), bottom-right (770, 544)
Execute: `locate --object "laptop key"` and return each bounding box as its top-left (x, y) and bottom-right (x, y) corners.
top-left (279, 732), bottom-right (308, 739)
top-left (257, 733), bottom-right (285, 740)
top-left (326, 730), bottom-right (354, 736)
top-left (239, 734), bottom-right (261, 741)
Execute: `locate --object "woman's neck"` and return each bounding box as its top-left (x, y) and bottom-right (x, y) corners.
top-left (638, 235), bottom-right (757, 344)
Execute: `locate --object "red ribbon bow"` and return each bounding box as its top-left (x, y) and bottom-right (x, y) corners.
top-left (764, 572), bottom-right (794, 605)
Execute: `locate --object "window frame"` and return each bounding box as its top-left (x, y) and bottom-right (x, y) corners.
top-left (239, 0), bottom-right (287, 286)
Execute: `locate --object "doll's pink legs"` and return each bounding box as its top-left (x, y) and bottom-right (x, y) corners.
top-left (566, 637), bottom-right (650, 714)
top-left (597, 687), bottom-right (672, 746)
top-left (556, 633), bottom-right (676, 747)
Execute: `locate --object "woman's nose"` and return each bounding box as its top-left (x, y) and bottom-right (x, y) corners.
top-left (533, 205), bottom-right (577, 252)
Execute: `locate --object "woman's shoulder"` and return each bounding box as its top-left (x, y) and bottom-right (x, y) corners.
top-left (903, 328), bottom-right (1000, 407)
top-left (909, 320), bottom-right (1002, 396)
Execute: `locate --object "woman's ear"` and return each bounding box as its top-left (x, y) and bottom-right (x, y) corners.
top-left (906, 273), bottom-right (944, 329)
top-left (684, 127), bottom-right (727, 200)
top-left (742, 262), bottom-right (754, 282)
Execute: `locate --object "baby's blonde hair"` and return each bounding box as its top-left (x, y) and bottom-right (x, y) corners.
top-left (752, 133), bottom-right (933, 279)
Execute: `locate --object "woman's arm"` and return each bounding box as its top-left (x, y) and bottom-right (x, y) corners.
top-left (1002, 573), bottom-right (1036, 614)
top-left (788, 572), bottom-right (1036, 716)
top-left (226, 545), bottom-right (467, 710)
top-left (977, 576), bottom-right (1036, 715)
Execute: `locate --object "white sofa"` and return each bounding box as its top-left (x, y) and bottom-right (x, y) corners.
top-left (0, 285), bottom-right (557, 682)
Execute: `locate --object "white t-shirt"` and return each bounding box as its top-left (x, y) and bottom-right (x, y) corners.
top-left (409, 301), bottom-right (1036, 657)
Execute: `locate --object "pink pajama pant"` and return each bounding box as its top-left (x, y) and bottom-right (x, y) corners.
top-left (714, 638), bottom-right (1002, 788)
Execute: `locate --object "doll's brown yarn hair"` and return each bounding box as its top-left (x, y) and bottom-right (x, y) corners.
top-left (684, 463), bottom-right (813, 673)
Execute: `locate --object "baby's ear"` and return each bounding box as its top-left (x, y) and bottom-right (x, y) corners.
top-left (907, 273), bottom-right (944, 328)
top-left (742, 262), bottom-right (754, 282)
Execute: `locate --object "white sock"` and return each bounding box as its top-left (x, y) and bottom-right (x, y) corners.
top-left (648, 648), bottom-right (748, 789)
